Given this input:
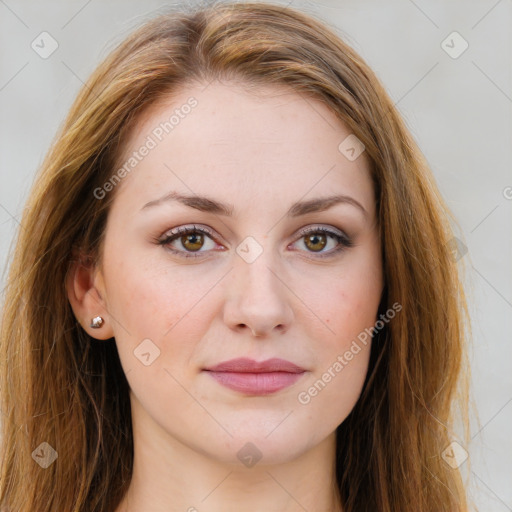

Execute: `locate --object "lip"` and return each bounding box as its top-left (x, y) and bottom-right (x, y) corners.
top-left (205, 357), bottom-right (306, 373)
top-left (203, 357), bottom-right (306, 395)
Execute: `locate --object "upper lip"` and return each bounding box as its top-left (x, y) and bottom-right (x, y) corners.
top-left (204, 357), bottom-right (305, 373)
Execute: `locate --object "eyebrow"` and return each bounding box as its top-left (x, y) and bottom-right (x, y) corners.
top-left (141, 191), bottom-right (367, 218)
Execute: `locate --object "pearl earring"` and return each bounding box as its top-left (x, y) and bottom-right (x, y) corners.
top-left (90, 316), bottom-right (105, 328)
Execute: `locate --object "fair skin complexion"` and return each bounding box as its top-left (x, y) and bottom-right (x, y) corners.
top-left (67, 80), bottom-right (383, 512)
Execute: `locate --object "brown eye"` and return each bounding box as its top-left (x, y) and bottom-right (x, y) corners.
top-left (181, 232), bottom-right (204, 252)
top-left (304, 232), bottom-right (327, 252)
top-left (158, 225), bottom-right (218, 259)
top-left (292, 226), bottom-right (353, 259)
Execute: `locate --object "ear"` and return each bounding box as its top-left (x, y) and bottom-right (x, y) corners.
top-left (66, 253), bottom-right (115, 340)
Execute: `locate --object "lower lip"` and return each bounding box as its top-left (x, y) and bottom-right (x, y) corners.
top-left (205, 371), bottom-right (305, 395)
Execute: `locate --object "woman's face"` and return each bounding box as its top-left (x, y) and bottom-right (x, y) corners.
top-left (94, 80), bottom-right (383, 464)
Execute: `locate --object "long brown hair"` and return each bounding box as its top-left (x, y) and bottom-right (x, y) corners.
top-left (0, 2), bottom-right (471, 510)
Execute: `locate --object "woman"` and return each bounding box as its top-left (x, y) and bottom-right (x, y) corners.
top-left (0, 2), bottom-right (471, 511)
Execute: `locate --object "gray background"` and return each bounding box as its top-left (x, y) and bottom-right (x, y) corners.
top-left (0, 1), bottom-right (511, 510)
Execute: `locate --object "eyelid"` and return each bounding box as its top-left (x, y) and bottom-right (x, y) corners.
top-left (159, 223), bottom-right (216, 241)
top-left (295, 224), bottom-right (348, 240)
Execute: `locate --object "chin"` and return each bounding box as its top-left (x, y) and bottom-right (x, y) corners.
top-left (193, 427), bottom-right (311, 467)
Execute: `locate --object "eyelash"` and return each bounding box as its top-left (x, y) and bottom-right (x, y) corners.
top-left (157, 224), bottom-right (353, 260)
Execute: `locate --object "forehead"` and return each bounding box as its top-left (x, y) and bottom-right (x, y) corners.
top-left (111, 80), bottom-right (374, 218)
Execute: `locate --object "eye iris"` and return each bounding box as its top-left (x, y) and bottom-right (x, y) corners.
top-left (305, 233), bottom-right (327, 252)
top-left (182, 233), bottom-right (204, 251)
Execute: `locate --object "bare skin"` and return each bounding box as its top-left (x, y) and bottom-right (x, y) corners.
top-left (67, 79), bottom-right (383, 512)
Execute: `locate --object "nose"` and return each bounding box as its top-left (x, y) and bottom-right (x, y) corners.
top-left (223, 249), bottom-right (294, 338)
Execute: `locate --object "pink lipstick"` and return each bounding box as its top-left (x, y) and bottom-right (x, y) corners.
top-left (203, 357), bottom-right (306, 395)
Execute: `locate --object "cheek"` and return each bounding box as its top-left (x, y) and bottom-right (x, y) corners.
top-left (104, 252), bottom-right (207, 336)
top-left (103, 253), bottom-right (223, 378)
top-left (315, 281), bottom-right (375, 388)
top-left (296, 275), bottom-right (378, 428)
top-left (312, 261), bottom-right (382, 350)
top-left (299, 252), bottom-right (381, 406)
